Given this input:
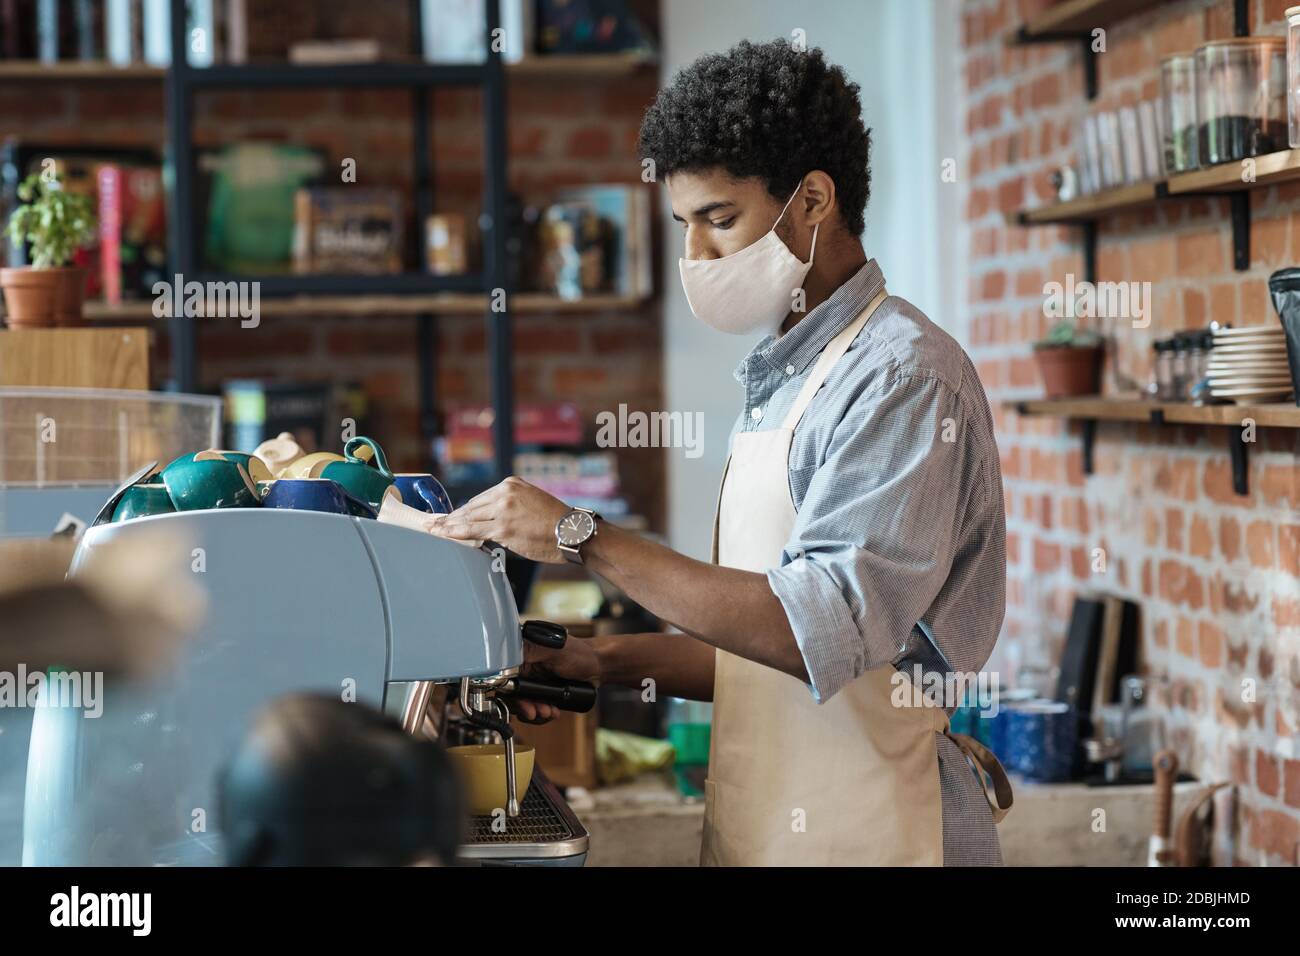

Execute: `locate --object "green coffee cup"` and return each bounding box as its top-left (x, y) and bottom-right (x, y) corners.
top-left (161, 450), bottom-right (261, 511)
top-left (111, 483), bottom-right (176, 522)
top-left (320, 437), bottom-right (396, 509)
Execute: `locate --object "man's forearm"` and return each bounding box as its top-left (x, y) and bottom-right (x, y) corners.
top-left (584, 523), bottom-right (808, 681)
top-left (593, 631), bottom-right (716, 701)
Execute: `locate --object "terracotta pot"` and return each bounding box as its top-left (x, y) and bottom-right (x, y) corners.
top-left (53, 266), bottom-right (87, 327)
top-left (0, 267), bottom-right (61, 328)
top-left (1033, 344), bottom-right (1104, 398)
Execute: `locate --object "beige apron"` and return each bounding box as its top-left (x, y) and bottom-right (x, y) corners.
top-left (701, 289), bottom-right (1012, 867)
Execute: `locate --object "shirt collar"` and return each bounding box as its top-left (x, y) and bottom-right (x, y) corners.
top-left (732, 259), bottom-right (886, 383)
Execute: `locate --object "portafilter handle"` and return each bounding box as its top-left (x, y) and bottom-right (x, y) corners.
top-left (522, 619), bottom-right (568, 649)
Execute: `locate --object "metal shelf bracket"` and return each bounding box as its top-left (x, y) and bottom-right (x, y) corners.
top-left (1227, 425), bottom-right (1250, 496)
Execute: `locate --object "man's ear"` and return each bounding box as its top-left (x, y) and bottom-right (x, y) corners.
top-left (800, 170), bottom-right (837, 228)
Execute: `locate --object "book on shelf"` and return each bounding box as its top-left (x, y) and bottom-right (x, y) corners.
top-left (104, 0), bottom-right (140, 66)
top-left (36, 0), bottom-right (58, 63)
top-left (226, 0), bottom-right (247, 64)
top-left (287, 38), bottom-right (381, 65)
top-left (1, 0), bottom-right (34, 59)
top-left (554, 183), bottom-right (653, 299)
top-left (292, 188), bottom-right (404, 275)
top-left (75, 0), bottom-right (98, 60)
top-left (418, 0), bottom-right (531, 64)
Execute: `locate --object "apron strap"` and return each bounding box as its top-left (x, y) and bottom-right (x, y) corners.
top-left (945, 731), bottom-right (1014, 824)
top-left (781, 287), bottom-right (888, 431)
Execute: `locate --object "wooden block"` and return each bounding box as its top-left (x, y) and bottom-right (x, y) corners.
top-left (0, 328), bottom-right (149, 390)
top-left (516, 708), bottom-right (599, 790)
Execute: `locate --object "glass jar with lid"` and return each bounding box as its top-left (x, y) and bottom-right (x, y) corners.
top-left (1161, 52), bottom-right (1200, 172)
top-left (1196, 37), bottom-right (1288, 165)
top-left (1154, 339), bottom-right (1175, 400)
top-left (1170, 335), bottom-right (1190, 401)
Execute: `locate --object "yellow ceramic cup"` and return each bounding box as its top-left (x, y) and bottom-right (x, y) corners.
top-left (279, 451), bottom-right (346, 479)
top-left (446, 743), bottom-right (535, 815)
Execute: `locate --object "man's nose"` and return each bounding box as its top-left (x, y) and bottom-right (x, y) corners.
top-left (684, 229), bottom-right (719, 262)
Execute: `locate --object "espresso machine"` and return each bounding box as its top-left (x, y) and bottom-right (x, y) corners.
top-left (22, 507), bottom-right (593, 866)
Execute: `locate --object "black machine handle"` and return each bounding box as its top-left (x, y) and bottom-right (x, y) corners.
top-left (500, 677), bottom-right (598, 714)
top-left (521, 619), bottom-right (568, 650)
top-left (510, 621), bottom-right (594, 711)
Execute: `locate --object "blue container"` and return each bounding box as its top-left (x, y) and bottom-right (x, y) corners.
top-left (1002, 699), bottom-right (1076, 782)
top-left (972, 688), bottom-right (1034, 760)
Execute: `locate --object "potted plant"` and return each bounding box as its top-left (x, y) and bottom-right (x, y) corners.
top-left (1033, 320), bottom-right (1104, 398)
top-left (1, 172), bottom-right (97, 329)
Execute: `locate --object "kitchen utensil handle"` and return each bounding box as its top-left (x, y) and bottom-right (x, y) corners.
top-left (503, 677), bottom-right (597, 713)
top-left (1149, 749), bottom-right (1179, 866)
top-left (521, 619), bottom-right (568, 649)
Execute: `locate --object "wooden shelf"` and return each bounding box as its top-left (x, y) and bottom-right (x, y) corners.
top-left (1017, 150), bottom-right (1300, 225)
top-left (1007, 394), bottom-right (1300, 495)
top-left (507, 53), bottom-right (657, 77)
top-left (0, 53), bottom-right (656, 84)
top-left (1013, 151), bottom-right (1300, 272)
top-left (1015, 182), bottom-right (1158, 225)
top-left (0, 61), bottom-right (164, 81)
top-left (82, 292), bottom-right (652, 321)
top-left (1010, 396), bottom-right (1300, 428)
top-left (1008, 0), bottom-right (1174, 43)
top-left (1165, 149), bottom-right (1300, 194)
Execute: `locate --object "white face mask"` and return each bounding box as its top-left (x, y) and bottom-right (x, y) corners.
top-left (678, 183), bottom-right (818, 336)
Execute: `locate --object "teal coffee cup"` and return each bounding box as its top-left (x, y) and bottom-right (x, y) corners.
top-left (111, 484), bottom-right (176, 522)
top-left (320, 437), bottom-right (397, 510)
top-left (161, 450), bottom-right (261, 511)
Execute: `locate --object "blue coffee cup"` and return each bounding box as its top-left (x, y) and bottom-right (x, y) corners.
top-left (260, 478), bottom-right (377, 518)
top-left (392, 473), bottom-right (453, 514)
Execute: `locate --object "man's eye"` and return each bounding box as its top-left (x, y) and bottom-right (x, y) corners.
top-left (711, 217), bottom-right (736, 229)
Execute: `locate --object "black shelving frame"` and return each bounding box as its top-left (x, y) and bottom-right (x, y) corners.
top-left (163, 0), bottom-right (514, 483)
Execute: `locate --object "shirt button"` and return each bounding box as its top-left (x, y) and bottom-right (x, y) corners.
top-left (751, 406), bottom-right (763, 422)
top-left (785, 364), bottom-right (795, 375)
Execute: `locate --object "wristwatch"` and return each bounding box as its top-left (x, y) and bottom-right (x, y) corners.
top-left (555, 506), bottom-right (600, 564)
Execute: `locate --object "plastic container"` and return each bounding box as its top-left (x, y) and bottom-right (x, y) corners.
top-left (0, 387), bottom-right (222, 486)
top-left (1289, 7), bottom-right (1300, 147)
top-left (1155, 339), bottom-right (1175, 399)
top-left (1161, 52), bottom-right (1201, 172)
top-left (1195, 37), bottom-right (1288, 165)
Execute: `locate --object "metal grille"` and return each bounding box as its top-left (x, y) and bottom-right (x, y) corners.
top-left (465, 780), bottom-right (576, 845)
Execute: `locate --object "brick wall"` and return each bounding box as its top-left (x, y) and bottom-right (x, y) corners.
top-left (964, 0), bottom-right (1300, 864)
top-left (1, 10), bottom-right (665, 526)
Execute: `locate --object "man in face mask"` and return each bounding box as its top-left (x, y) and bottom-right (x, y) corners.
top-left (429, 39), bottom-right (1011, 866)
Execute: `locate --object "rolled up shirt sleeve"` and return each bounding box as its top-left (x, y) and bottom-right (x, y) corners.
top-left (767, 368), bottom-right (989, 703)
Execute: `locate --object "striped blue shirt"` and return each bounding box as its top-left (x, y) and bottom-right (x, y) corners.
top-left (729, 259), bottom-right (1007, 865)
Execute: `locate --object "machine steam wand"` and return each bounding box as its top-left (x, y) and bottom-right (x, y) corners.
top-left (458, 675), bottom-right (521, 817)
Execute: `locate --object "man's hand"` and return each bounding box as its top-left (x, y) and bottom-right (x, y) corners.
top-left (425, 477), bottom-right (570, 564)
top-left (511, 633), bottom-right (603, 724)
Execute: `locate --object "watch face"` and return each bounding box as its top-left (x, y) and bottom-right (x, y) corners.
top-left (557, 510), bottom-right (595, 547)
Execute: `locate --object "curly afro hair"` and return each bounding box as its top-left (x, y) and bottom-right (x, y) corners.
top-left (638, 39), bottom-right (871, 237)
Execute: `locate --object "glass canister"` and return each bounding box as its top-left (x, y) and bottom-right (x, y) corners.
top-left (1289, 7), bottom-right (1300, 147)
top-left (1196, 37), bottom-right (1288, 165)
top-left (1161, 53), bottom-right (1200, 172)
top-left (1154, 339), bottom-right (1175, 399)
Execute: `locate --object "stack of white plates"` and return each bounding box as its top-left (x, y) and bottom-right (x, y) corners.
top-left (1207, 327), bottom-right (1294, 403)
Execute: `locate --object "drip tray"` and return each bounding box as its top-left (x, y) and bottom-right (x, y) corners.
top-left (458, 768), bottom-right (589, 863)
